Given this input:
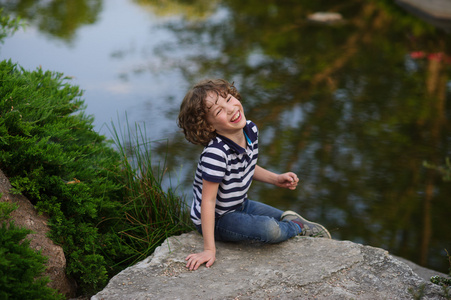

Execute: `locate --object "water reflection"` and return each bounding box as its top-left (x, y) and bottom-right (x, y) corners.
top-left (2, 0), bottom-right (450, 274)
top-left (0, 0), bottom-right (102, 42)
top-left (132, 0), bottom-right (217, 20)
top-left (151, 0), bottom-right (451, 273)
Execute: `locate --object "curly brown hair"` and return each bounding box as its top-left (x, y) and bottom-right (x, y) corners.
top-left (177, 79), bottom-right (241, 146)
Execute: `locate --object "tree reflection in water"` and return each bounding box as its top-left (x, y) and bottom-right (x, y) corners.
top-left (0, 0), bottom-right (102, 42)
top-left (151, 0), bottom-right (451, 273)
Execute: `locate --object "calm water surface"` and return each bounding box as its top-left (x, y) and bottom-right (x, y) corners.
top-left (1, 0), bottom-right (450, 273)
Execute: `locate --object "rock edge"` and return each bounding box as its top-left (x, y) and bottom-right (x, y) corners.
top-left (92, 231), bottom-right (447, 300)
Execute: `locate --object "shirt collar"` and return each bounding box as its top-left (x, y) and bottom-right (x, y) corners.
top-left (217, 131), bottom-right (252, 154)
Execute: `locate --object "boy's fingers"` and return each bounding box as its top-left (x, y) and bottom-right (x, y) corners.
top-left (206, 257), bottom-right (215, 268)
top-left (194, 259), bottom-right (204, 270)
top-left (186, 254), bottom-right (197, 269)
top-left (186, 259), bottom-right (193, 269)
top-left (189, 261), bottom-right (197, 271)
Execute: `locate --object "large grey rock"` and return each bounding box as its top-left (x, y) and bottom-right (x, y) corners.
top-left (92, 231), bottom-right (448, 300)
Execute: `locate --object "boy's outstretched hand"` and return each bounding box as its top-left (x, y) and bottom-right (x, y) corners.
top-left (254, 166), bottom-right (299, 190)
top-left (276, 172), bottom-right (299, 190)
top-left (185, 250), bottom-right (216, 271)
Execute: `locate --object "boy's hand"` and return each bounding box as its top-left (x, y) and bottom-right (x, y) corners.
top-left (185, 250), bottom-right (216, 271)
top-left (276, 172), bottom-right (299, 190)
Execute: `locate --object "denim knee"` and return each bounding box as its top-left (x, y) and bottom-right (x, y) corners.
top-left (262, 218), bottom-right (284, 243)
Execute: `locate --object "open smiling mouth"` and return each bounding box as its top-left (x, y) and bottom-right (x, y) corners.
top-left (231, 111), bottom-right (241, 122)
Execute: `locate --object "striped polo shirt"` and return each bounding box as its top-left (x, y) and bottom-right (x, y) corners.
top-left (190, 120), bottom-right (259, 225)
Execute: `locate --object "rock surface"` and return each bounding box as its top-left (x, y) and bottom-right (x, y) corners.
top-left (92, 231), bottom-right (447, 300)
top-left (0, 169), bottom-right (76, 298)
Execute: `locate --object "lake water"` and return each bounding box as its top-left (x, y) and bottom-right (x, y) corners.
top-left (1, 0), bottom-right (450, 274)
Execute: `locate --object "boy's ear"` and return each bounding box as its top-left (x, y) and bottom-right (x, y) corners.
top-left (207, 125), bottom-right (215, 132)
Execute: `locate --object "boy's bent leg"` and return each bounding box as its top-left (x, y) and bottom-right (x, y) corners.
top-left (214, 210), bottom-right (299, 244)
top-left (242, 199), bottom-right (284, 220)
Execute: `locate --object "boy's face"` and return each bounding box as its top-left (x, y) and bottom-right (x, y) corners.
top-left (205, 91), bottom-right (247, 138)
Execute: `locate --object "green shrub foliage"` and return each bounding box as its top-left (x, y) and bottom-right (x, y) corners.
top-left (0, 59), bottom-right (194, 296)
top-left (0, 202), bottom-right (64, 300)
top-left (0, 10), bottom-right (194, 297)
top-left (0, 60), bottom-right (127, 293)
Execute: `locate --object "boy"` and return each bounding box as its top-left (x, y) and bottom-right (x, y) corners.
top-left (178, 79), bottom-right (331, 271)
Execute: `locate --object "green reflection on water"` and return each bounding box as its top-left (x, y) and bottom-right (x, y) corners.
top-left (156, 0), bottom-right (451, 274)
top-left (0, 0), bottom-right (102, 42)
top-left (3, 0), bottom-right (451, 273)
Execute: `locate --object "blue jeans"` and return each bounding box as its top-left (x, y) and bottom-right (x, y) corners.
top-left (195, 199), bottom-right (300, 243)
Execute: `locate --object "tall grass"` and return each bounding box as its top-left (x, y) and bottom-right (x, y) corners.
top-left (109, 118), bottom-right (194, 265)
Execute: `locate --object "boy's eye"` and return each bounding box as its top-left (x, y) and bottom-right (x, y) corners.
top-left (227, 96), bottom-right (231, 102)
top-left (216, 109), bottom-right (222, 116)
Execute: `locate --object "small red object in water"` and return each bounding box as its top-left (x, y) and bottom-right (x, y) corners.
top-left (410, 51), bottom-right (426, 59)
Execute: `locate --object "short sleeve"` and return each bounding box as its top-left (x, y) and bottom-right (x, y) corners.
top-left (200, 147), bottom-right (227, 183)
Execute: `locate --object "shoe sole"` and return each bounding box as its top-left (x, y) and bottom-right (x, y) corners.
top-left (281, 210), bottom-right (332, 239)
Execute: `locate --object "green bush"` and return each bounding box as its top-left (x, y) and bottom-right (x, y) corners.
top-left (0, 13), bottom-right (193, 296)
top-left (0, 58), bottom-right (194, 295)
top-left (0, 202), bottom-right (64, 300)
top-left (0, 59), bottom-right (125, 293)
top-left (430, 250), bottom-right (451, 298)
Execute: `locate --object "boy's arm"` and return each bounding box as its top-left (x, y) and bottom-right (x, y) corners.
top-left (253, 165), bottom-right (299, 190)
top-left (185, 179), bottom-right (218, 271)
